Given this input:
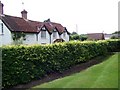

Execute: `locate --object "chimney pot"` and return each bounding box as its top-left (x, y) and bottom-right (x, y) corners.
top-left (21, 9), bottom-right (27, 19)
top-left (0, 1), bottom-right (4, 15)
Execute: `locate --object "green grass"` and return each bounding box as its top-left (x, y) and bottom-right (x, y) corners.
top-left (32, 53), bottom-right (119, 88)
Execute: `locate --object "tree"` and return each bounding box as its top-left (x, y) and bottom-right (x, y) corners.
top-left (70, 32), bottom-right (88, 41)
top-left (12, 32), bottom-right (26, 45)
top-left (79, 34), bottom-right (88, 41)
top-left (70, 34), bottom-right (80, 40)
top-left (111, 31), bottom-right (120, 39)
top-left (112, 31), bottom-right (120, 34)
top-left (71, 32), bottom-right (78, 35)
top-left (111, 36), bottom-right (119, 39)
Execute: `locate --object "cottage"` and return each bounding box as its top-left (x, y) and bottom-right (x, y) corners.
top-left (0, 1), bottom-right (70, 46)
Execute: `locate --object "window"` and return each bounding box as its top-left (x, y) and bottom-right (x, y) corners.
top-left (41, 31), bottom-right (46, 39)
top-left (0, 23), bottom-right (3, 34)
top-left (36, 34), bottom-right (38, 41)
top-left (53, 32), bottom-right (57, 38)
top-left (42, 27), bottom-right (46, 30)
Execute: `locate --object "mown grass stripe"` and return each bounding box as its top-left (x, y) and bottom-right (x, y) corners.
top-left (32, 53), bottom-right (118, 88)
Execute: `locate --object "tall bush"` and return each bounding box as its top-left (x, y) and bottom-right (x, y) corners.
top-left (2, 39), bottom-right (120, 88)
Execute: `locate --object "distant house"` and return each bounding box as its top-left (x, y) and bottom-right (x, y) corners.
top-left (87, 33), bottom-right (105, 40)
top-left (0, 1), bottom-right (70, 46)
top-left (104, 34), bottom-right (112, 39)
top-left (104, 33), bottom-right (120, 39)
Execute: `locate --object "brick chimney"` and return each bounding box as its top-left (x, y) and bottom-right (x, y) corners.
top-left (21, 9), bottom-right (27, 19)
top-left (0, 1), bottom-right (4, 15)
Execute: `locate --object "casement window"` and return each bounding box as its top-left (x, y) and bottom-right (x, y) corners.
top-left (36, 34), bottom-right (38, 41)
top-left (53, 32), bottom-right (57, 38)
top-left (53, 29), bottom-right (57, 38)
top-left (0, 23), bottom-right (3, 34)
top-left (41, 31), bottom-right (46, 39)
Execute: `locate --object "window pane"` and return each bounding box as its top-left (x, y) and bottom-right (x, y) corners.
top-left (53, 32), bottom-right (56, 38)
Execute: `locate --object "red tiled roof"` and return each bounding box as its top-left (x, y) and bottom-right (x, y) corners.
top-left (87, 33), bottom-right (105, 40)
top-left (2, 15), bottom-right (40, 33)
top-left (1, 14), bottom-right (68, 34)
top-left (52, 22), bottom-right (65, 34)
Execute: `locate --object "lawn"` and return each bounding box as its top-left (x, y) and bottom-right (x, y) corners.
top-left (31, 53), bottom-right (119, 88)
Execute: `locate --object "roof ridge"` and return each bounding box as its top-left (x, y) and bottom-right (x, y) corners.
top-left (4, 14), bottom-right (42, 23)
top-left (4, 14), bottom-right (23, 19)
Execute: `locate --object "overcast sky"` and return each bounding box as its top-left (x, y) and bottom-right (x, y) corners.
top-left (1, 0), bottom-right (119, 34)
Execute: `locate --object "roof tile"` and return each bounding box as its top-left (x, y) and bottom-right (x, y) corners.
top-left (1, 15), bottom-right (68, 34)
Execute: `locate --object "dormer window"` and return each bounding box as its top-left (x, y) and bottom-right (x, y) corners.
top-left (53, 29), bottom-right (57, 38)
top-left (41, 26), bottom-right (46, 39)
top-left (53, 32), bottom-right (57, 38)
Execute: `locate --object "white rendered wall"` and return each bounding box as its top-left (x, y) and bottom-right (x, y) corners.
top-left (38, 31), bottom-right (50, 44)
top-left (65, 33), bottom-right (70, 41)
top-left (0, 20), bottom-right (12, 46)
top-left (60, 32), bottom-right (69, 42)
top-left (51, 32), bottom-right (60, 43)
top-left (23, 33), bottom-right (37, 44)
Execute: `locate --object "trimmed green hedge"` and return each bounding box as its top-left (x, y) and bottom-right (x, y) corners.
top-left (2, 39), bottom-right (120, 88)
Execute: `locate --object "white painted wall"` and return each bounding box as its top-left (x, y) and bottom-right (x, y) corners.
top-left (38, 31), bottom-right (50, 44)
top-left (0, 20), bottom-right (38, 45)
top-left (0, 20), bottom-right (12, 46)
top-left (51, 32), bottom-right (60, 43)
top-left (23, 33), bottom-right (37, 44)
top-left (65, 33), bottom-right (70, 41)
top-left (60, 32), bottom-right (69, 42)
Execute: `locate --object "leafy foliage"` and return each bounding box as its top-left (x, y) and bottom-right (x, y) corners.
top-left (12, 32), bottom-right (26, 41)
top-left (2, 39), bottom-right (120, 88)
top-left (11, 32), bottom-right (26, 45)
top-left (70, 34), bottom-right (80, 40)
top-left (71, 32), bottom-right (78, 35)
top-left (112, 31), bottom-right (120, 34)
top-left (111, 36), bottom-right (119, 39)
top-left (70, 33), bottom-right (87, 41)
top-left (79, 34), bottom-right (88, 41)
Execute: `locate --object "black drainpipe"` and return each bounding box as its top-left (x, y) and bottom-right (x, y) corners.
top-left (50, 34), bottom-right (51, 44)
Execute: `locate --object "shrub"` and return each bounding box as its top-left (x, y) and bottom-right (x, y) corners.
top-left (1, 39), bottom-right (120, 88)
top-left (106, 39), bottom-right (120, 52)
